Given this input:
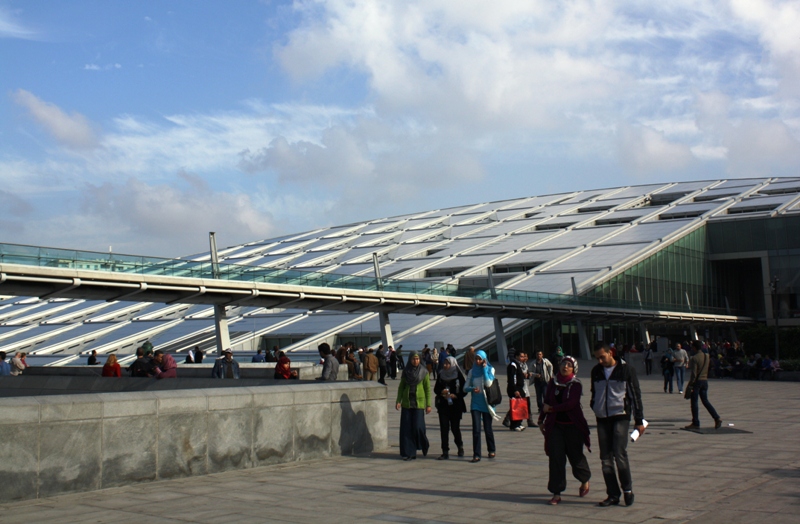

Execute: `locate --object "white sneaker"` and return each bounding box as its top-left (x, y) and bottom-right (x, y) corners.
top-left (679, 390), bottom-right (683, 394)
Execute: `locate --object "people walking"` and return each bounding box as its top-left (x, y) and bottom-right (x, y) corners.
top-left (363, 348), bottom-right (378, 381)
top-left (212, 349), bottom-right (240, 379)
top-left (389, 346), bottom-right (398, 380)
top-left (395, 352), bottom-right (431, 460)
top-left (539, 356), bottom-right (591, 505)
top-left (672, 343), bottom-right (689, 394)
top-left (463, 346), bottom-right (476, 374)
top-left (464, 350), bottom-right (498, 462)
top-left (660, 350), bottom-right (674, 393)
top-left (684, 341), bottom-right (722, 430)
top-left (506, 349), bottom-right (528, 431)
top-left (433, 356), bottom-right (466, 459)
top-left (531, 350), bottom-right (554, 415)
top-left (376, 345), bottom-right (388, 385)
top-left (590, 343), bottom-right (645, 507)
top-left (643, 345), bottom-right (654, 376)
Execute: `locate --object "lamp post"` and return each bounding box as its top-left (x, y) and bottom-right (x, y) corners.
top-left (769, 275), bottom-right (780, 361)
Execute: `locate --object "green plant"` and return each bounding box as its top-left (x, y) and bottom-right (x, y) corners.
top-left (736, 325), bottom-right (800, 360)
top-left (779, 359), bottom-right (800, 372)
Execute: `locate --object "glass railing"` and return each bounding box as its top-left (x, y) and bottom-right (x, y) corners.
top-left (0, 242), bottom-right (736, 316)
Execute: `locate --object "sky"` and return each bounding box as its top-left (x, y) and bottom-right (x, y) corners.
top-left (1, 0), bottom-right (799, 257)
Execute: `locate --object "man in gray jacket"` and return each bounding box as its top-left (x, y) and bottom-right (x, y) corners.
top-left (590, 343), bottom-right (645, 507)
top-left (316, 343), bottom-right (339, 381)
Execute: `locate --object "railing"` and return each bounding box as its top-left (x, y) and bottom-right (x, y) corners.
top-left (0, 242), bottom-right (735, 316)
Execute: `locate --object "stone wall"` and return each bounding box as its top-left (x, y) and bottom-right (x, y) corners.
top-left (0, 382), bottom-right (387, 503)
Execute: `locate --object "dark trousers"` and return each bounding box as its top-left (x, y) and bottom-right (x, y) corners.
top-left (548, 423), bottom-right (591, 495)
top-left (596, 417), bottom-right (632, 498)
top-left (645, 360), bottom-right (653, 375)
top-left (663, 370), bottom-right (673, 392)
top-left (690, 380), bottom-right (720, 426)
top-left (471, 410), bottom-right (496, 458)
top-left (389, 359), bottom-right (397, 379)
top-left (438, 410), bottom-right (463, 453)
top-left (399, 408), bottom-right (429, 458)
top-left (378, 366), bottom-right (387, 385)
top-left (534, 381), bottom-right (546, 412)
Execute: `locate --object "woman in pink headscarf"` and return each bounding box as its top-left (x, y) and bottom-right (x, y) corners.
top-left (152, 350), bottom-right (178, 379)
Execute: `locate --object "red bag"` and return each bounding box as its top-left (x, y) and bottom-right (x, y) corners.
top-left (510, 397), bottom-right (529, 421)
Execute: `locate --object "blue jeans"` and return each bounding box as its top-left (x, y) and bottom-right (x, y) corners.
top-left (674, 366), bottom-right (685, 392)
top-left (690, 380), bottom-right (720, 427)
top-left (471, 410), bottom-right (495, 458)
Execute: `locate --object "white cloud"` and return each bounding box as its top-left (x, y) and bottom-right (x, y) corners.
top-left (84, 63), bottom-right (122, 71)
top-left (618, 124), bottom-right (694, 175)
top-left (273, 0), bottom-right (800, 182)
top-left (0, 8), bottom-right (37, 39)
top-left (12, 89), bottom-right (98, 149)
top-left (75, 176), bottom-right (276, 255)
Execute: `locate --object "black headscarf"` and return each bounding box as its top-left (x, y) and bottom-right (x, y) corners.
top-left (402, 351), bottom-right (427, 387)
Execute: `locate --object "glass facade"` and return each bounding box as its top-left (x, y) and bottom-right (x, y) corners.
top-left (584, 226), bottom-right (724, 313)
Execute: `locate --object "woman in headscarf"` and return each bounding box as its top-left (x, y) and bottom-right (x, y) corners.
top-left (274, 351), bottom-right (298, 379)
top-left (463, 350), bottom-right (498, 462)
top-left (538, 355), bottom-right (591, 505)
top-left (395, 351), bottom-right (432, 460)
top-left (433, 356), bottom-right (467, 459)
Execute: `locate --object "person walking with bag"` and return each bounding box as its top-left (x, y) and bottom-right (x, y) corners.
top-left (396, 352), bottom-right (432, 460)
top-left (433, 356), bottom-right (467, 459)
top-left (464, 350), bottom-right (498, 462)
top-left (506, 349), bottom-right (529, 431)
top-left (539, 356), bottom-right (591, 505)
top-left (684, 341), bottom-right (722, 430)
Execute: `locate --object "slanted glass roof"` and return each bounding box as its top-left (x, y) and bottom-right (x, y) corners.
top-left (4, 177), bottom-right (790, 365)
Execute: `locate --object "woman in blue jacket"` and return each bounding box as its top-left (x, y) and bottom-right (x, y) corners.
top-left (464, 350), bottom-right (498, 462)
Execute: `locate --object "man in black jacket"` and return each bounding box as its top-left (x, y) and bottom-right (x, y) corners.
top-left (590, 343), bottom-right (645, 507)
top-left (506, 349), bottom-right (528, 431)
top-left (376, 344), bottom-right (388, 385)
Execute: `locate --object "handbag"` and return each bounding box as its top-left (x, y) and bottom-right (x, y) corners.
top-left (485, 379), bottom-right (502, 406)
top-left (510, 397), bottom-right (529, 420)
top-left (684, 353), bottom-right (707, 399)
top-left (683, 383), bottom-right (693, 399)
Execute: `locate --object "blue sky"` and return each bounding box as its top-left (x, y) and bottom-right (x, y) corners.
top-left (1, 1), bottom-right (799, 256)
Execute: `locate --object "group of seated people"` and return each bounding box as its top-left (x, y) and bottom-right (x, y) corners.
top-left (707, 343), bottom-right (782, 380)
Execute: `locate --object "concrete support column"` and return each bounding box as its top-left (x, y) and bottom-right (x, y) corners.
top-left (493, 316), bottom-right (508, 364)
top-left (576, 320), bottom-right (591, 360)
top-left (639, 323), bottom-right (651, 346)
top-left (214, 304), bottom-right (231, 355)
top-left (209, 231), bottom-right (231, 356)
top-left (687, 325), bottom-right (699, 341)
top-left (379, 312), bottom-right (394, 351)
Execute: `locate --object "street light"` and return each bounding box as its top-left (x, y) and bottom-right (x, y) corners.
top-left (770, 275), bottom-right (780, 361)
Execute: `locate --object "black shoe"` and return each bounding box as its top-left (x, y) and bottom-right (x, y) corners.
top-left (457, 447), bottom-right (465, 457)
top-left (624, 492), bottom-right (634, 506)
top-left (437, 454), bottom-right (449, 460)
top-left (714, 418), bottom-right (722, 429)
top-left (598, 497), bottom-right (620, 507)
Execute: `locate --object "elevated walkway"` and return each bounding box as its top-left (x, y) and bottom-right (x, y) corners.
top-left (0, 242), bottom-right (749, 325)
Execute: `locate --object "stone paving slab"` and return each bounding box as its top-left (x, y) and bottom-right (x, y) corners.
top-left (1, 363), bottom-right (798, 523)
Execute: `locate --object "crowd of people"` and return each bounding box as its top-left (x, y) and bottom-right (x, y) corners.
top-left (0, 351), bottom-right (27, 376)
top-left (392, 341), bottom-right (648, 507)
top-left (652, 338), bottom-right (784, 386)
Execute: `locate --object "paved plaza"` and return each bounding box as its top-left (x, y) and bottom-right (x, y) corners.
top-left (1, 361), bottom-right (798, 523)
